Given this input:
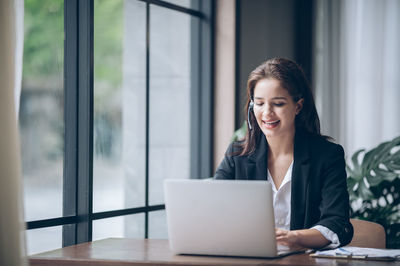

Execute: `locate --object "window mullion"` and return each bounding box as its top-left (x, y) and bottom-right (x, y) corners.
top-left (62, 0), bottom-right (94, 247)
top-left (63, 0), bottom-right (78, 247)
top-left (190, 0), bottom-right (214, 179)
top-left (199, 0), bottom-right (215, 179)
top-left (144, 1), bottom-right (150, 239)
top-left (76, 0), bottom-right (94, 244)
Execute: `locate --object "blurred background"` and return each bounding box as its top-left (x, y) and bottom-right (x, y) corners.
top-left (19, 0), bottom-right (400, 254)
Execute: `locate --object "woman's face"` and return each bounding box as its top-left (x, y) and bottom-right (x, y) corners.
top-left (253, 78), bottom-right (303, 139)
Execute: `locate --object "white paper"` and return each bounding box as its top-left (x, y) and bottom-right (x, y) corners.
top-left (316, 246), bottom-right (400, 259)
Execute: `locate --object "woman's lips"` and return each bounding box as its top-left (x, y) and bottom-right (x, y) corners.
top-left (262, 120), bottom-right (280, 129)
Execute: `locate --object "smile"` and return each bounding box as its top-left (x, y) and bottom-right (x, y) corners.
top-left (263, 120), bottom-right (280, 125)
top-left (262, 120), bottom-right (280, 129)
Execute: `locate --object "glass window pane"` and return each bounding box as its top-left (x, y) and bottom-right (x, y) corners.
top-left (20, 0), bottom-right (64, 221)
top-left (93, 0), bottom-right (146, 212)
top-left (161, 0), bottom-right (199, 11)
top-left (93, 214), bottom-right (145, 241)
top-left (149, 6), bottom-right (191, 205)
top-left (26, 226), bottom-right (62, 255)
top-left (149, 210), bottom-right (168, 239)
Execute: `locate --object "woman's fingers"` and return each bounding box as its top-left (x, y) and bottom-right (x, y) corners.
top-left (275, 228), bottom-right (288, 237)
top-left (276, 228), bottom-right (290, 246)
top-left (275, 229), bottom-right (303, 249)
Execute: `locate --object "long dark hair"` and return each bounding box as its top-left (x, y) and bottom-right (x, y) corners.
top-left (239, 58), bottom-right (322, 156)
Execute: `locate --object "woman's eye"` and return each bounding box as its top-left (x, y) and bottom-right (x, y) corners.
top-left (255, 102), bottom-right (263, 107)
top-left (274, 102), bottom-right (285, 107)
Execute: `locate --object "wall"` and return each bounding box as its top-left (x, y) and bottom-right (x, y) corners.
top-left (214, 0), bottom-right (236, 171)
top-left (236, 0), bottom-right (313, 127)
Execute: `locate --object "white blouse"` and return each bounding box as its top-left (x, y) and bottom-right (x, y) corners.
top-left (267, 161), bottom-right (340, 248)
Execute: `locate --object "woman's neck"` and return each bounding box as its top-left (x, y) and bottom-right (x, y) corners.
top-left (266, 131), bottom-right (295, 159)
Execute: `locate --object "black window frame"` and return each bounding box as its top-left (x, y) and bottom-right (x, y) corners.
top-left (26, 0), bottom-right (214, 247)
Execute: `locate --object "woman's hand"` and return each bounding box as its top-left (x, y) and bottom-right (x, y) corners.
top-left (275, 228), bottom-right (331, 249)
top-left (275, 228), bottom-right (303, 249)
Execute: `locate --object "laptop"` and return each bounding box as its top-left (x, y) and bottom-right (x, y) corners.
top-left (164, 179), bottom-right (303, 258)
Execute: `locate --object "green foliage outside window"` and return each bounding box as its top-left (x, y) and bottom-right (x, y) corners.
top-left (93, 0), bottom-right (123, 110)
top-left (23, 0), bottom-right (124, 159)
top-left (23, 0), bottom-right (63, 83)
top-left (23, 0), bottom-right (124, 90)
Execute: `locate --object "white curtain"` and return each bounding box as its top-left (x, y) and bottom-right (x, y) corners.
top-left (0, 0), bottom-right (26, 264)
top-left (314, 0), bottom-right (400, 156)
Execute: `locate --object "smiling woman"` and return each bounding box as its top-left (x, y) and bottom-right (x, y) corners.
top-left (241, 58), bottom-right (322, 157)
top-left (214, 58), bottom-right (354, 249)
top-left (252, 78), bottom-right (303, 140)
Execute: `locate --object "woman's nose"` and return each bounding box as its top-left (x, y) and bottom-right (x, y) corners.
top-left (262, 104), bottom-right (272, 115)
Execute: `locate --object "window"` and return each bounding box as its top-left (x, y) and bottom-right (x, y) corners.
top-left (20, 0), bottom-right (64, 255)
top-left (22, 0), bottom-right (214, 254)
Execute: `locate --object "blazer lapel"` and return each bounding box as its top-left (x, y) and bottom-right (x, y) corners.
top-left (246, 136), bottom-right (268, 180)
top-left (290, 130), bottom-right (310, 230)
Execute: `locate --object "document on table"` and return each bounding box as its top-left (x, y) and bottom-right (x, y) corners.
top-left (311, 246), bottom-right (400, 261)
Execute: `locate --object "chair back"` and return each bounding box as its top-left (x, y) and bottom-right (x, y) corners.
top-left (348, 219), bottom-right (386, 248)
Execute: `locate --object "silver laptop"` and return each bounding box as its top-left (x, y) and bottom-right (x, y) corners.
top-left (164, 179), bottom-right (301, 258)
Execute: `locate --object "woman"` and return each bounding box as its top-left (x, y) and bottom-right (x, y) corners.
top-left (214, 58), bottom-right (353, 249)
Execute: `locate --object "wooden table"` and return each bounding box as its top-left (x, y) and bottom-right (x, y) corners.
top-left (29, 238), bottom-right (397, 265)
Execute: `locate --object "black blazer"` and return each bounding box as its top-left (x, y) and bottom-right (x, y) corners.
top-left (214, 130), bottom-right (354, 246)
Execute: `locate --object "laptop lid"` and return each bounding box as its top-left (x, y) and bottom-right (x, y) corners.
top-left (164, 179), bottom-right (279, 258)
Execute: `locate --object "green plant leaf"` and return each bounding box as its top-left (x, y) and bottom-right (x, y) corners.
top-left (367, 141), bottom-right (394, 170)
top-left (358, 179), bottom-right (374, 199)
top-left (385, 161), bottom-right (400, 171)
top-left (390, 149), bottom-right (400, 160)
top-left (346, 165), bottom-right (355, 177)
top-left (346, 176), bottom-right (357, 193)
top-left (365, 172), bottom-right (381, 187)
top-left (231, 121), bottom-right (247, 142)
top-left (374, 168), bottom-right (398, 182)
top-left (362, 149), bottom-right (377, 172)
top-left (347, 135), bottom-right (400, 234)
top-left (349, 149), bottom-right (364, 176)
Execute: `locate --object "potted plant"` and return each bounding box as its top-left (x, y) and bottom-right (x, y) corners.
top-left (346, 136), bottom-right (400, 248)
